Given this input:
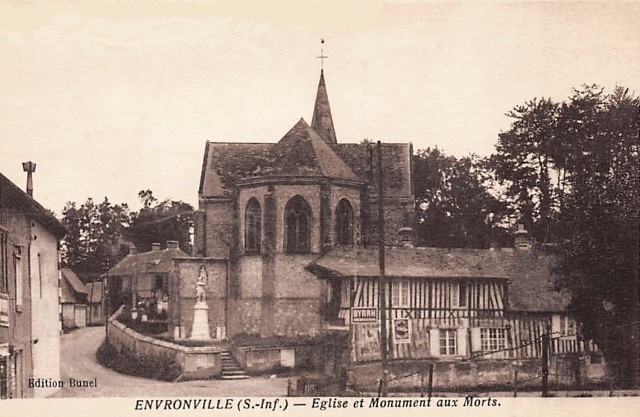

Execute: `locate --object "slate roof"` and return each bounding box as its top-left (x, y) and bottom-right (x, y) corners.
top-left (107, 247), bottom-right (190, 276)
top-left (311, 70), bottom-right (337, 144)
top-left (262, 118), bottom-right (359, 181)
top-left (0, 172), bottom-right (66, 238)
top-left (86, 281), bottom-right (103, 303)
top-left (60, 278), bottom-right (76, 304)
top-left (61, 268), bottom-right (88, 304)
top-left (307, 246), bottom-right (569, 313)
top-left (332, 143), bottom-right (413, 199)
top-left (61, 268), bottom-right (88, 294)
top-left (308, 246), bottom-right (511, 279)
top-left (198, 136), bottom-right (412, 199)
top-left (198, 71), bottom-right (413, 200)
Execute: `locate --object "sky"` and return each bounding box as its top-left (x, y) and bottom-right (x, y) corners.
top-left (1, 0), bottom-right (639, 215)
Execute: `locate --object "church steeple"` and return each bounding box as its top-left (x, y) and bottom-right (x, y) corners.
top-left (311, 69), bottom-right (337, 144)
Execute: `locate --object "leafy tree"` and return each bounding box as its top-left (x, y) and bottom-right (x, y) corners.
top-left (61, 190), bottom-right (194, 277)
top-left (127, 190), bottom-right (194, 253)
top-left (489, 98), bottom-right (562, 242)
top-left (554, 85), bottom-right (639, 387)
top-left (61, 197), bottom-right (130, 277)
top-left (413, 147), bottom-right (508, 248)
top-left (491, 85), bottom-right (638, 387)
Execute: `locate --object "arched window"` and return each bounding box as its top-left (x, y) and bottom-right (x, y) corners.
top-left (285, 196), bottom-right (312, 253)
top-left (334, 199), bottom-right (354, 246)
top-left (245, 198), bottom-right (261, 254)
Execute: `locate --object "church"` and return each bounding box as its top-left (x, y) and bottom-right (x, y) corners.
top-left (193, 69), bottom-right (414, 339)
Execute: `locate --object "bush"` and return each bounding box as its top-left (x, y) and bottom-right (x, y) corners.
top-left (116, 316), bottom-right (168, 335)
top-left (96, 341), bottom-right (182, 381)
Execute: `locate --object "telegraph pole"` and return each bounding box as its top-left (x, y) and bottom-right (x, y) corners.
top-left (377, 141), bottom-right (389, 397)
top-left (541, 332), bottom-right (549, 397)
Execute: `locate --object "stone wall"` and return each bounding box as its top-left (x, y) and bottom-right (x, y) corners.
top-left (203, 200), bottom-right (235, 259)
top-left (351, 356), bottom-right (607, 392)
top-left (107, 309), bottom-right (222, 380)
top-left (229, 255), bottom-right (325, 338)
top-left (232, 343), bottom-right (327, 375)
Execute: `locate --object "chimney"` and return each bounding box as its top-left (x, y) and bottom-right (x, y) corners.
top-left (129, 244), bottom-right (138, 255)
top-left (22, 161), bottom-right (36, 197)
top-left (166, 240), bottom-right (179, 250)
top-left (398, 227), bottom-right (414, 248)
top-left (151, 242), bottom-right (161, 252)
top-left (514, 223), bottom-right (531, 250)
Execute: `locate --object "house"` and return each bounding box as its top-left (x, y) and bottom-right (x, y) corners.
top-left (105, 241), bottom-right (221, 338)
top-left (60, 268), bottom-right (88, 330)
top-left (86, 281), bottom-right (104, 326)
top-left (1, 169), bottom-right (65, 399)
top-left (305, 235), bottom-right (607, 389)
top-left (307, 241), bottom-right (588, 360)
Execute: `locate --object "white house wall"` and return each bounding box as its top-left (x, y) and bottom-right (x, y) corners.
top-left (29, 222), bottom-right (61, 398)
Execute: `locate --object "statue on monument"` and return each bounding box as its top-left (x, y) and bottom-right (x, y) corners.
top-left (190, 264), bottom-right (212, 340)
top-left (196, 265), bottom-right (207, 303)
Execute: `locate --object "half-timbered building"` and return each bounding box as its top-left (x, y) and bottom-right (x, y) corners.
top-left (307, 242), bottom-right (590, 364)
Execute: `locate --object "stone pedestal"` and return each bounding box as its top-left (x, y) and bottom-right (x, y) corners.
top-left (190, 301), bottom-right (212, 340)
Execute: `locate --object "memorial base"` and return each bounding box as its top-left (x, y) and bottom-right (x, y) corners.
top-left (190, 301), bottom-right (212, 341)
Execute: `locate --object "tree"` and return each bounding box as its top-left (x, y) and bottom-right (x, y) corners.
top-left (413, 147), bottom-right (508, 248)
top-left (61, 190), bottom-right (194, 277)
top-left (490, 85), bottom-right (639, 387)
top-left (554, 85), bottom-right (639, 387)
top-left (127, 190), bottom-right (194, 253)
top-left (489, 98), bottom-right (562, 242)
top-left (60, 197), bottom-right (130, 278)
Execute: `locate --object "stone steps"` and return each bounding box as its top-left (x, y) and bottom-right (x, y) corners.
top-left (220, 350), bottom-right (249, 380)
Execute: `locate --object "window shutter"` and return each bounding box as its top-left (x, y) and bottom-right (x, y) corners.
top-left (429, 328), bottom-right (440, 357)
top-left (470, 327), bottom-right (482, 356)
top-left (457, 327), bottom-right (468, 357)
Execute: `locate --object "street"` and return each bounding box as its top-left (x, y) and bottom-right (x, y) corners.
top-left (52, 326), bottom-right (288, 397)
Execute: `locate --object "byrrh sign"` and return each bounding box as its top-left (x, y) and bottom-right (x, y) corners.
top-left (352, 307), bottom-right (377, 323)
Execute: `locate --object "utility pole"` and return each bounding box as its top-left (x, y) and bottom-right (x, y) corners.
top-left (541, 332), bottom-right (549, 397)
top-left (377, 141), bottom-right (389, 397)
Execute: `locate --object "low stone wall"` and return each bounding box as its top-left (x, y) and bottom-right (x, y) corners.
top-left (232, 343), bottom-right (329, 375)
top-left (351, 356), bottom-right (607, 392)
top-left (233, 346), bottom-right (295, 374)
top-left (107, 308), bottom-right (222, 380)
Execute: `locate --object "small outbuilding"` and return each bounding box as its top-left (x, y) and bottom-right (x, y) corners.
top-left (60, 268), bottom-right (88, 330)
top-left (86, 281), bottom-right (104, 326)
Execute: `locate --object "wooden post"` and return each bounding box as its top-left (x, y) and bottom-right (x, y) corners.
top-left (377, 141), bottom-right (389, 397)
top-left (513, 370), bottom-right (518, 397)
top-left (542, 332), bottom-right (549, 397)
top-left (420, 369), bottom-right (425, 397)
top-left (427, 363), bottom-right (434, 398)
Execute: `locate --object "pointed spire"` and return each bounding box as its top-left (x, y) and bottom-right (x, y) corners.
top-left (311, 70), bottom-right (337, 144)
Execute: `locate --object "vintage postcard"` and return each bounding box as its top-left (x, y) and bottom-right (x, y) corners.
top-left (1, 1), bottom-right (638, 416)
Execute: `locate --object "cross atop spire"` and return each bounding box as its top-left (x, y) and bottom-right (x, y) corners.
top-left (316, 38), bottom-right (328, 71)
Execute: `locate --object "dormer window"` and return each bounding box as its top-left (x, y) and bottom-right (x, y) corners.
top-left (334, 199), bottom-right (354, 246)
top-left (245, 198), bottom-right (261, 254)
top-left (285, 196), bottom-right (311, 253)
